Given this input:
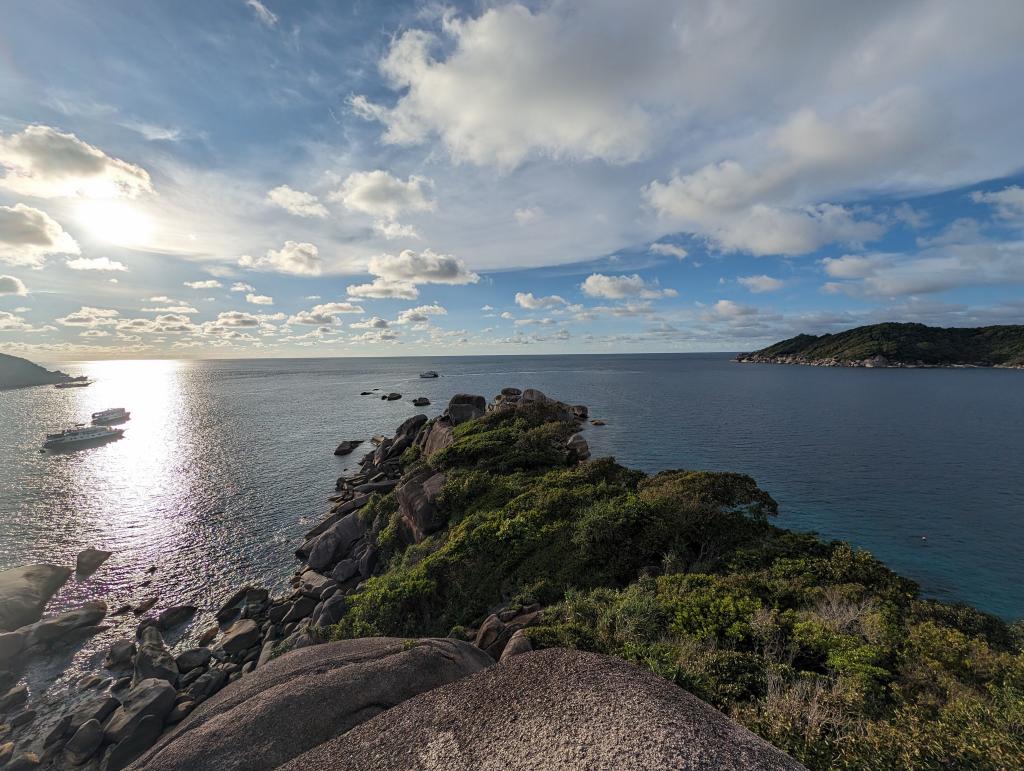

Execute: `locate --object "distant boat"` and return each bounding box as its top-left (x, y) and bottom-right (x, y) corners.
top-left (55, 377), bottom-right (91, 389)
top-left (91, 407), bottom-right (130, 424)
top-left (419, 371), bottom-right (439, 378)
top-left (42, 424), bottom-right (124, 450)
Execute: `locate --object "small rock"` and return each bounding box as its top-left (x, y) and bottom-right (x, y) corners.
top-left (111, 676), bottom-right (131, 692)
top-left (103, 713), bottom-right (163, 771)
top-left (333, 440), bottom-right (363, 456)
top-left (412, 397), bottom-right (430, 406)
top-left (0, 683), bottom-right (28, 711)
top-left (70, 695), bottom-right (119, 734)
top-left (43, 713), bottom-right (73, 746)
top-left (197, 625), bottom-right (219, 646)
top-left (281, 597), bottom-right (317, 625)
top-left (175, 647), bottom-right (211, 673)
top-left (165, 700), bottom-right (194, 724)
top-left (590, 419), bottom-right (606, 426)
top-left (132, 596), bottom-right (158, 616)
top-left (10, 709), bottom-right (35, 727)
top-left (214, 587), bottom-right (251, 623)
top-left (499, 629), bottom-right (533, 662)
top-left (157, 605), bottom-right (196, 630)
top-left (133, 625), bottom-right (178, 686)
top-left (221, 619), bottom-right (260, 656)
top-left (103, 639), bottom-right (136, 669)
top-left (75, 548), bottom-right (112, 577)
top-left (386, 392), bottom-right (402, 401)
top-left (63, 718), bottom-right (103, 765)
top-left (182, 668), bottom-right (227, 704)
top-left (104, 678), bottom-right (175, 745)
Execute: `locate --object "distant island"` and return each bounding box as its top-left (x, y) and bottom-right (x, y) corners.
top-left (737, 322), bottom-right (1024, 368)
top-left (0, 352), bottom-right (71, 390)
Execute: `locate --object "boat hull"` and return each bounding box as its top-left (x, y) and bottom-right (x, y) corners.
top-left (42, 429), bottom-right (124, 450)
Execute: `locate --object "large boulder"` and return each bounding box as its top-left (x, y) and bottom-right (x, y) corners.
top-left (298, 512), bottom-right (366, 572)
top-left (129, 637), bottom-right (493, 771)
top-left (282, 649), bottom-right (805, 770)
top-left (395, 469), bottom-right (447, 544)
top-left (220, 619), bottom-right (260, 656)
top-left (333, 440), bottom-right (362, 456)
top-left (446, 394), bottom-right (486, 425)
top-left (133, 625), bottom-right (178, 686)
top-left (76, 548), bottom-right (112, 576)
top-left (419, 418), bottom-right (454, 456)
top-left (0, 564), bottom-right (72, 632)
top-left (157, 605), bottom-right (196, 630)
top-left (23, 600), bottom-right (107, 648)
top-left (105, 678), bottom-right (176, 744)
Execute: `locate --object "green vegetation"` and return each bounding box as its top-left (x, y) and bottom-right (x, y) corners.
top-left (327, 403), bottom-right (1024, 769)
top-left (740, 322), bottom-right (1024, 366)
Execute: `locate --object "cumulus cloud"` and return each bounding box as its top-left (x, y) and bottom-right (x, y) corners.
top-left (515, 292), bottom-right (567, 309)
top-left (245, 293), bottom-right (274, 305)
top-left (737, 275), bottom-right (784, 293)
top-left (266, 185), bottom-right (327, 218)
top-left (971, 186), bottom-right (1024, 221)
top-left (580, 273), bottom-right (677, 300)
top-left (0, 275), bottom-right (27, 295)
top-left (56, 306), bottom-right (119, 327)
top-left (367, 249), bottom-right (479, 285)
top-left (649, 242), bottom-right (688, 259)
top-left (231, 282), bottom-right (255, 292)
top-left (289, 302), bottom-right (364, 326)
top-left (395, 303), bottom-right (447, 325)
top-left (184, 279), bottom-right (222, 289)
top-left (239, 241), bottom-right (321, 276)
top-left (345, 278), bottom-right (419, 300)
top-left (0, 204), bottom-right (80, 267)
top-left (349, 316), bottom-right (390, 330)
top-left (140, 304), bottom-right (198, 314)
top-left (331, 170), bottom-right (434, 221)
top-left (0, 125), bottom-right (152, 199)
top-left (514, 206), bottom-right (544, 224)
top-left (66, 256), bottom-right (127, 271)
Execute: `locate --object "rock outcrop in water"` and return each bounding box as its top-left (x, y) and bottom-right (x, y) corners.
top-left (0, 564), bottom-right (72, 632)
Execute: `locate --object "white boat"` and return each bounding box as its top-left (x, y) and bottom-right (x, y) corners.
top-left (419, 370), bottom-right (439, 378)
top-left (91, 407), bottom-right (130, 424)
top-left (42, 424), bottom-right (124, 450)
top-left (55, 378), bottom-right (91, 389)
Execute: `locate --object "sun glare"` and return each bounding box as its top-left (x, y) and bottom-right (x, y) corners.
top-left (76, 199), bottom-right (156, 247)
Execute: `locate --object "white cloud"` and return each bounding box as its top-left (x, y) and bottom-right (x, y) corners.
top-left (331, 170), bottom-right (434, 221)
top-left (346, 278), bottom-right (419, 300)
top-left (515, 292), bottom-right (567, 309)
top-left (373, 220), bottom-right (420, 240)
top-left (266, 185), bottom-right (327, 218)
top-left (184, 279), bottom-right (223, 289)
top-left (349, 316), bottom-right (390, 330)
top-left (245, 293), bottom-right (274, 305)
top-left (207, 311), bottom-right (260, 328)
top-left (56, 306), bottom-right (119, 327)
top-left (580, 273), bottom-right (677, 300)
top-left (971, 186), bottom-right (1024, 221)
top-left (500, 311), bottom-right (515, 320)
top-left (66, 256), bottom-right (127, 272)
top-left (737, 275), bottom-right (784, 293)
top-left (395, 303), bottom-right (447, 325)
top-left (706, 300), bottom-right (760, 320)
top-left (514, 206), bottom-right (544, 224)
top-left (367, 248), bottom-right (479, 285)
top-left (231, 282), bottom-right (255, 292)
top-left (649, 242), bottom-right (688, 260)
top-left (0, 310), bottom-right (52, 333)
top-left (0, 124), bottom-right (152, 199)
top-left (140, 305), bottom-right (198, 314)
top-left (288, 302), bottom-right (365, 326)
top-left (246, 0), bottom-right (277, 26)
top-left (0, 204), bottom-right (80, 267)
top-left (0, 275), bottom-right (27, 296)
top-left (239, 241), bottom-right (321, 276)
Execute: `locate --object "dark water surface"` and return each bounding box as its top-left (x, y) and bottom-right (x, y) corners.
top-left (1, 353), bottom-right (1022, 704)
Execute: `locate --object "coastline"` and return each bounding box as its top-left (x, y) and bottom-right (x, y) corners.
top-left (734, 353), bottom-right (1024, 369)
top-left (2, 387), bottom-right (1022, 769)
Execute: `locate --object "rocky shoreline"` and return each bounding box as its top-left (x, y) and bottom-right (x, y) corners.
top-left (735, 352), bottom-right (1024, 368)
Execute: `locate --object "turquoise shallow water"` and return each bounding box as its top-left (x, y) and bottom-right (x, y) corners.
top-left (1, 353), bottom-right (1021, 704)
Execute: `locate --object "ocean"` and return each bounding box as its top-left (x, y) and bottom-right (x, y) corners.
top-left (1, 353), bottom-right (1022, 704)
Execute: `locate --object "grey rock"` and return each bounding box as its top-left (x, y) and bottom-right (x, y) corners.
top-left (182, 668), bottom-right (228, 704)
top-left (411, 397), bottom-right (430, 406)
top-left (0, 683), bottom-right (28, 712)
top-left (165, 700), bottom-right (194, 724)
top-left (283, 649), bottom-right (806, 771)
top-left (446, 393), bottom-right (486, 425)
top-left (11, 708), bottom-right (35, 727)
top-left (307, 495), bottom-right (370, 539)
top-left (418, 418), bottom-right (454, 456)
top-left (311, 594), bottom-right (347, 629)
top-left (23, 600), bottom-right (107, 648)
top-left (70, 695), bottom-right (120, 734)
top-left (220, 620), bottom-right (260, 656)
top-left (131, 638), bottom-right (493, 771)
top-left (333, 440), bottom-right (362, 456)
top-left (76, 548), bottom-right (113, 577)
top-left (104, 678), bottom-right (176, 744)
top-left (63, 718), bottom-right (103, 765)
top-left (132, 596), bottom-right (158, 616)
top-left (157, 606), bottom-right (196, 630)
top-left (4, 752), bottom-right (40, 770)
top-left (215, 587), bottom-right (251, 623)
top-left (175, 647), bottom-right (212, 672)
top-left (134, 625), bottom-right (178, 686)
top-left (385, 392), bottom-right (402, 401)
top-left (351, 479), bottom-right (398, 495)
top-left (197, 626), bottom-right (218, 647)
top-left (178, 667), bottom-right (206, 689)
top-left (112, 676), bottom-right (132, 691)
top-left (104, 639), bottom-right (136, 668)
top-left (280, 597), bottom-right (316, 625)
top-left (396, 469), bottom-right (447, 544)
top-left (298, 570), bottom-right (332, 598)
top-left (103, 713), bottom-right (163, 770)
top-left (0, 564), bottom-right (71, 632)
top-left (499, 629), bottom-right (533, 662)
top-left (566, 432), bottom-right (590, 460)
top-left (300, 512), bottom-right (366, 572)
top-left (329, 558), bottom-right (360, 584)
top-left (44, 713), bottom-right (73, 746)
top-left (0, 630), bottom-right (26, 666)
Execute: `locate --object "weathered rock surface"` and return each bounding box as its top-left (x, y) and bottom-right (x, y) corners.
top-left (130, 637), bottom-right (493, 771)
top-left (174, 647), bottom-right (212, 673)
top-left (105, 678), bottom-right (176, 744)
top-left (63, 718), bottom-right (103, 765)
top-left (157, 605), bottom-right (196, 630)
top-left (104, 639), bottom-right (136, 669)
top-left (418, 417), bottom-right (454, 455)
top-left (19, 600), bottom-right (107, 649)
top-left (283, 649), bottom-right (806, 771)
top-left (75, 548), bottom-right (112, 576)
top-left (298, 512), bottom-right (366, 572)
top-left (333, 440), bottom-right (362, 456)
top-left (133, 625), bottom-right (178, 686)
top-left (396, 468), bottom-right (447, 544)
top-left (411, 397), bottom-right (430, 406)
top-left (0, 564), bottom-right (72, 632)
top-left (220, 620), bottom-right (260, 656)
top-left (447, 393), bottom-right (486, 425)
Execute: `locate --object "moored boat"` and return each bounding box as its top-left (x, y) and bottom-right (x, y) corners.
top-left (419, 370), bottom-right (439, 378)
top-left (91, 407), bottom-right (130, 424)
top-left (42, 424), bottom-right (124, 450)
top-left (55, 377), bottom-right (91, 389)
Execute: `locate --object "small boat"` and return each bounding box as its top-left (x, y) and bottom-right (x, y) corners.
top-left (55, 377), bottom-right (91, 389)
top-left (419, 370), bottom-right (439, 378)
top-left (91, 407), bottom-right (130, 424)
top-left (42, 424), bottom-right (124, 450)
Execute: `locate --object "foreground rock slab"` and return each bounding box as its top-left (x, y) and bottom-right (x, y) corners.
top-left (282, 649), bottom-right (806, 771)
top-left (0, 564), bottom-right (72, 631)
top-left (130, 637), bottom-right (493, 771)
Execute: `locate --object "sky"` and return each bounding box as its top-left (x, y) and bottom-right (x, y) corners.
top-left (1, 0), bottom-right (1023, 360)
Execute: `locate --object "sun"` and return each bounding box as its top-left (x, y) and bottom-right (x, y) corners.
top-left (76, 199), bottom-right (155, 247)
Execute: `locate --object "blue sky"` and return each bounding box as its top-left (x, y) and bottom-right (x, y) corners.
top-left (1, 0), bottom-right (1023, 359)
